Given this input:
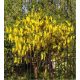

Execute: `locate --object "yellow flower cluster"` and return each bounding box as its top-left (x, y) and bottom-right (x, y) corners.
top-left (5, 10), bottom-right (75, 64)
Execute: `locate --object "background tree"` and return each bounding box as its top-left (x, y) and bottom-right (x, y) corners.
top-left (4, 0), bottom-right (22, 26)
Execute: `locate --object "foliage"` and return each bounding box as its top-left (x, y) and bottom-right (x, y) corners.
top-left (4, 0), bottom-right (22, 26)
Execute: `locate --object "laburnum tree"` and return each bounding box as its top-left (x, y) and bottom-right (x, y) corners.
top-left (5, 8), bottom-right (75, 79)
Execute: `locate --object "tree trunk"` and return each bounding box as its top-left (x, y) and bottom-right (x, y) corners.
top-left (48, 53), bottom-right (54, 80)
top-left (33, 63), bottom-right (38, 80)
top-left (43, 64), bottom-right (48, 80)
top-left (49, 61), bottom-right (54, 80)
